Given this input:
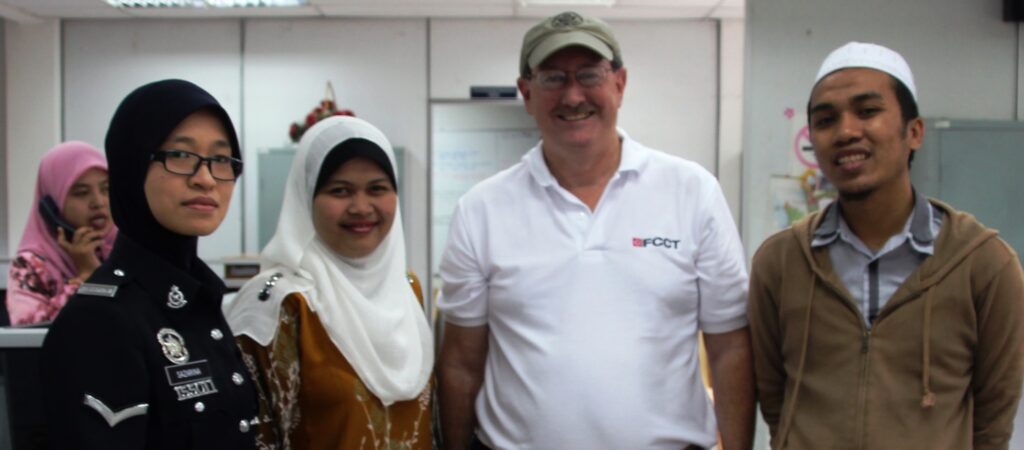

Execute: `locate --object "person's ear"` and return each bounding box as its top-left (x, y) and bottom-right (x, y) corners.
top-left (517, 76), bottom-right (532, 102)
top-left (906, 116), bottom-right (924, 151)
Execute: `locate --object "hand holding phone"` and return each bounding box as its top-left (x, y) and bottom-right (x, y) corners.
top-left (39, 195), bottom-right (78, 239)
top-left (40, 194), bottom-right (103, 279)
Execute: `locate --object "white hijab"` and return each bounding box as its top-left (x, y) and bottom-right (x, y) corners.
top-left (224, 116), bottom-right (433, 406)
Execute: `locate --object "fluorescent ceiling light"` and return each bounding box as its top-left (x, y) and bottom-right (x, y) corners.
top-left (106, 0), bottom-right (307, 7)
top-left (520, 0), bottom-right (615, 5)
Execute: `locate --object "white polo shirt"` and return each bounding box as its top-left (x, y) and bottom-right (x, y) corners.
top-left (437, 130), bottom-right (748, 450)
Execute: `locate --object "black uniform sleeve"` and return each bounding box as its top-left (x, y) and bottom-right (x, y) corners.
top-left (42, 297), bottom-right (150, 450)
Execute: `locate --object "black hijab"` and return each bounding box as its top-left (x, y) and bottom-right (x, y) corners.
top-left (313, 138), bottom-right (397, 196)
top-left (104, 79), bottom-right (241, 270)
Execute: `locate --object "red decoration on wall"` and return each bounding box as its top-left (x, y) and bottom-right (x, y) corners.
top-left (288, 81), bottom-right (355, 143)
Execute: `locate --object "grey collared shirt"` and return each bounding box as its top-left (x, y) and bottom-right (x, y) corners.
top-left (811, 191), bottom-right (944, 327)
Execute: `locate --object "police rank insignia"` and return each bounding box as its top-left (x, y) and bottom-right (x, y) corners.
top-left (157, 328), bottom-right (189, 364)
top-left (82, 393), bottom-right (148, 427)
top-left (167, 285), bottom-right (187, 309)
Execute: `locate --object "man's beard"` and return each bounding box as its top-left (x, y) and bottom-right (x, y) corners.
top-left (837, 186), bottom-right (874, 202)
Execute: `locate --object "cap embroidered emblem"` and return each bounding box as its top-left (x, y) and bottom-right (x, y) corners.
top-left (167, 285), bottom-right (187, 309)
top-left (552, 12), bottom-right (583, 28)
top-left (157, 328), bottom-right (190, 365)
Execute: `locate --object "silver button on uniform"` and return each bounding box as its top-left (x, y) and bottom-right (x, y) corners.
top-left (113, 269), bottom-right (125, 277)
top-left (210, 329), bottom-right (223, 340)
top-left (239, 419), bottom-right (250, 432)
top-left (232, 372), bottom-right (244, 385)
top-left (194, 402), bottom-right (205, 413)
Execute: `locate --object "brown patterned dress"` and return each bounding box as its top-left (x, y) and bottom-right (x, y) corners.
top-left (237, 275), bottom-right (433, 450)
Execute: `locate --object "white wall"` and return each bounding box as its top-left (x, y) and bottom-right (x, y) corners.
top-left (719, 18), bottom-right (744, 222)
top-left (242, 18), bottom-right (429, 278)
top-left (3, 16), bottom-right (734, 289)
top-left (431, 18), bottom-right (720, 172)
top-left (742, 0), bottom-right (1020, 258)
top-left (429, 19), bottom-right (531, 100)
top-left (5, 20), bottom-right (60, 253)
top-left (0, 20), bottom-right (6, 257)
top-left (63, 19), bottom-right (244, 261)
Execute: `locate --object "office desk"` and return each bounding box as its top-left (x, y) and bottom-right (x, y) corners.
top-left (0, 327), bottom-right (49, 450)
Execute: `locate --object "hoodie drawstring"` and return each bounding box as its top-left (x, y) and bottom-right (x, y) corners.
top-left (776, 274), bottom-right (817, 449)
top-left (921, 286), bottom-right (936, 408)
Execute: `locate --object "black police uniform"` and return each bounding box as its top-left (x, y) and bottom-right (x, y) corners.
top-left (42, 235), bottom-right (261, 449)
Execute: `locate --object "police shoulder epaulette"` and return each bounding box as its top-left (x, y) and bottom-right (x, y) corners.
top-left (257, 272), bottom-right (284, 301)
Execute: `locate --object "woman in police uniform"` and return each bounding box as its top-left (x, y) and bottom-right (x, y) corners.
top-left (41, 79), bottom-right (260, 449)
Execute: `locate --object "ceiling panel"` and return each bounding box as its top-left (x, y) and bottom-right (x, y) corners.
top-left (615, 0), bottom-right (717, 6)
top-left (122, 5), bottom-right (319, 17)
top-left (315, 0), bottom-right (513, 17)
top-left (4, 0), bottom-right (100, 6)
top-left (0, 0), bottom-right (742, 21)
top-left (514, 4), bottom-right (714, 18)
top-left (313, 0), bottom-right (508, 4)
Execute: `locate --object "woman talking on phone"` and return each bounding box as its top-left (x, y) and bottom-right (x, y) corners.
top-left (5, 141), bottom-right (116, 325)
top-left (41, 79), bottom-right (259, 449)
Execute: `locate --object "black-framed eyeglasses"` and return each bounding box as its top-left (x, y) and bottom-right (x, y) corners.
top-left (150, 149), bottom-right (243, 181)
top-left (529, 66), bottom-right (614, 91)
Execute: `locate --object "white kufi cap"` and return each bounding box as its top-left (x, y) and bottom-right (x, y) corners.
top-left (815, 41), bottom-right (917, 101)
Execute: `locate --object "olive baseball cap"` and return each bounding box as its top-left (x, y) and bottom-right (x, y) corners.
top-left (520, 11), bottom-right (623, 78)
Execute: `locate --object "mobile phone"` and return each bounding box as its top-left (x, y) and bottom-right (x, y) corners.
top-left (39, 195), bottom-right (78, 239)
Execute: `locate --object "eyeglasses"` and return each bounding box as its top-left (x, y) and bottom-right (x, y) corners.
top-left (529, 66), bottom-right (614, 91)
top-left (150, 149), bottom-right (243, 181)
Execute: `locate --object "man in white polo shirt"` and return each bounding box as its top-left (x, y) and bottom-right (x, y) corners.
top-left (437, 11), bottom-right (754, 450)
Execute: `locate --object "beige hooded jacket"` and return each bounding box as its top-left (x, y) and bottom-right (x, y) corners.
top-left (750, 199), bottom-right (1024, 450)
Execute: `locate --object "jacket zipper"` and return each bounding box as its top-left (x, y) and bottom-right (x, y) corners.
top-left (813, 268), bottom-right (876, 450)
top-left (856, 328), bottom-right (871, 450)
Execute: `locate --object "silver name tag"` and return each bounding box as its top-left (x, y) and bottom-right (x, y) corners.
top-left (173, 379), bottom-right (218, 401)
top-left (77, 283), bottom-right (118, 298)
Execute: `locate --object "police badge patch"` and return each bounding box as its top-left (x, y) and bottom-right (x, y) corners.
top-left (166, 285), bottom-right (187, 309)
top-left (157, 328), bottom-right (189, 365)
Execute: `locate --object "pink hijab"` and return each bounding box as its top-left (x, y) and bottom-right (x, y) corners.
top-left (16, 141), bottom-right (117, 282)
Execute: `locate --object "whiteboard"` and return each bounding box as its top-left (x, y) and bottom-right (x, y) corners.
top-left (430, 101), bottom-right (539, 282)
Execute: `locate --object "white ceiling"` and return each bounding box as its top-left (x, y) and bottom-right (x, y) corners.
top-left (0, 0), bottom-right (743, 23)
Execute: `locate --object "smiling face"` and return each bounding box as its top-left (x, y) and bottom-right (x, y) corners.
top-left (62, 167), bottom-right (112, 233)
top-left (808, 68), bottom-right (923, 201)
top-left (517, 46), bottom-right (626, 152)
top-left (312, 157), bottom-right (397, 258)
top-left (144, 109), bottom-right (236, 236)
